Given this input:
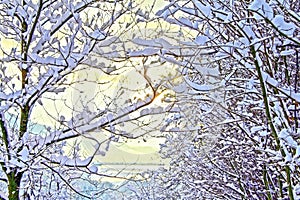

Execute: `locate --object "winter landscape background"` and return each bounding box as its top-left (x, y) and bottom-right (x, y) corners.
top-left (0, 0), bottom-right (299, 199)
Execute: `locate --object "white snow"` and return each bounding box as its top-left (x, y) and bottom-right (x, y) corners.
top-left (259, 131), bottom-right (269, 137)
top-left (261, 71), bottom-right (279, 87)
top-left (250, 126), bottom-right (264, 133)
top-left (132, 38), bottom-right (174, 49)
top-left (88, 165), bottom-right (98, 173)
top-left (89, 30), bottom-right (106, 40)
top-left (140, 108), bottom-right (150, 116)
top-left (0, 92), bottom-right (7, 100)
top-left (184, 78), bottom-right (218, 91)
top-left (178, 17), bottom-right (193, 27)
top-left (193, 0), bottom-right (212, 17)
top-left (280, 49), bottom-right (296, 56)
top-left (194, 35), bottom-right (209, 45)
top-left (172, 83), bottom-right (187, 93)
top-left (155, 3), bottom-right (178, 19)
top-left (0, 191), bottom-right (8, 200)
top-left (272, 15), bottom-right (296, 36)
top-left (128, 48), bottom-right (160, 57)
top-left (295, 146), bottom-right (300, 158)
top-left (106, 113), bottom-right (114, 122)
top-left (249, 0), bottom-right (273, 20)
top-left (279, 129), bottom-right (298, 148)
top-left (19, 147), bottom-right (29, 162)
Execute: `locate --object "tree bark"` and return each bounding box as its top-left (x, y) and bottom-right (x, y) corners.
top-left (7, 170), bottom-right (23, 200)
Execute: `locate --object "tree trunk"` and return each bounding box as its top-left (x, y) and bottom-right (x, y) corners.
top-left (7, 170), bottom-right (23, 200)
